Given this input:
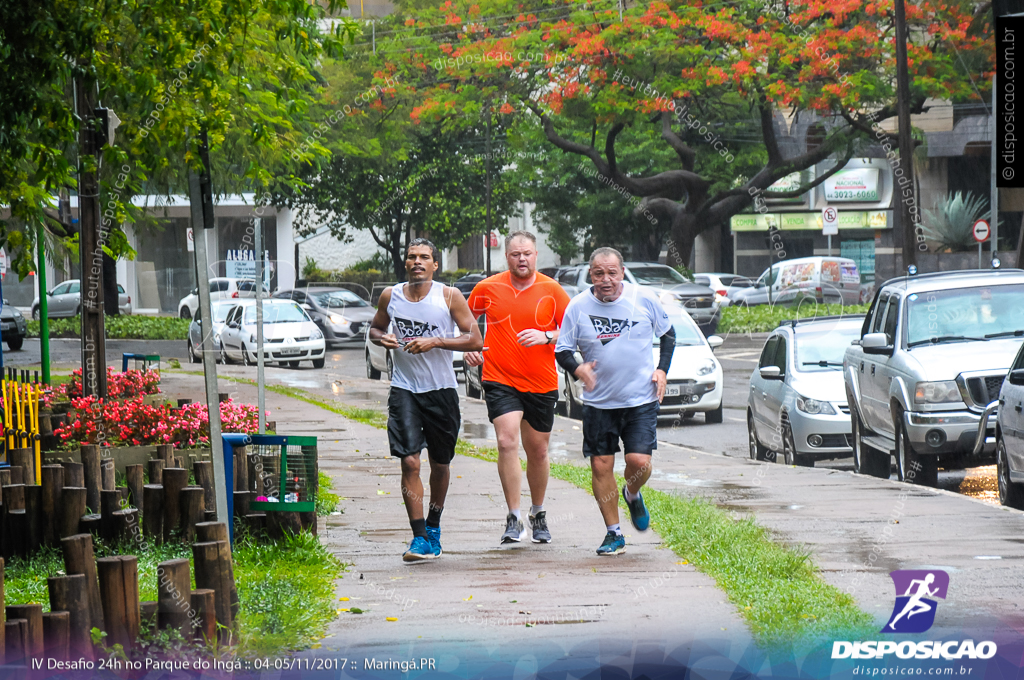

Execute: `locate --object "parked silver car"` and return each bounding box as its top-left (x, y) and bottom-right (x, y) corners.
top-left (32, 280), bottom-right (132, 318)
top-left (845, 269), bottom-right (1024, 486)
top-left (748, 315), bottom-right (863, 466)
top-left (186, 301), bottom-right (235, 362)
top-left (991, 343), bottom-right (1024, 508)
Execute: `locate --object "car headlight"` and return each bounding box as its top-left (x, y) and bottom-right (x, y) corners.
top-left (914, 380), bottom-right (962, 404)
top-left (796, 396), bottom-right (837, 415)
top-left (328, 313), bottom-right (347, 325)
top-left (697, 359), bottom-right (717, 376)
top-left (12, 309), bottom-right (22, 319)
top-left (309, 328), bottom-right (323, 341)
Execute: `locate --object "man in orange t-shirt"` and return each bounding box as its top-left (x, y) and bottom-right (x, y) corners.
top-left (465, 231), bottom-right (571, 545)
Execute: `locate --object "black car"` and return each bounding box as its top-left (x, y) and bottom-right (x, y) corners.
top-left (1, 302), bottom-right (27, 350)
top-left (452, 274), bottom-right (487, 299)
top-left (272, 287), bottom-right (376, 347)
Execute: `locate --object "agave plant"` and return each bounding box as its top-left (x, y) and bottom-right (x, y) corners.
top-left (922, 192), bottom-right (997, 252)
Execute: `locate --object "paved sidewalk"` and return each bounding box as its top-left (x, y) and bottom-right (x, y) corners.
top-left (158, 372), bottom-right (751, 657)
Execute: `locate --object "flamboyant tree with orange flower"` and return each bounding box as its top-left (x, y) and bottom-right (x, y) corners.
top-left (372, 0), bottom-right (991, 263)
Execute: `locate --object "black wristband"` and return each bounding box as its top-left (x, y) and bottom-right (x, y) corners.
top-left (555, 349), bottom-right (581, 377)
top-left (657, 327), bottom-right (676, 373)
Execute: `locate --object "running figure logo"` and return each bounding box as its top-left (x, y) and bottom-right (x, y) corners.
top-left (882, 570), bottom-right (949, 633)
top-left (394, 317), bottom-right (438, 344)
top-left (588, 316), bottom-right (639, 345)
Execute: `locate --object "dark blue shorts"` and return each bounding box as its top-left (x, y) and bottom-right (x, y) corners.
top-left (581, 401), bottom-right (659, 457)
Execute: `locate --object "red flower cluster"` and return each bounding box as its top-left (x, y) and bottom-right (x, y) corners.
top-left (55, 396), bottom-right (266, 448)
top-left (45, 368), bottom-right (161, 406)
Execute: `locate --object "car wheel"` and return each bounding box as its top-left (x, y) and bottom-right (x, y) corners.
top-left (312, 357), bottom-right (325, 369)
top-left (74, 305), bottom-right (81, 317)
top-left (465, 364), bottom-right (482, 399)
top-left (180, 307), bottom-right (191, 319)
top-left (781, 422), bottom-right (813, 467)
top-left (683, 411), bottom-right (696, 420)
top-left (851, 403), bottom-right (889, 478)
top-left (366, 351), bottom-right (382, 379)
top-left (219, 343), bottom-right (232, 365)
top-left (564, 372), bottom-right (583, 420)
top-left (288, 361), bottom-right (300, 368)
top-left (6, 336), bottom-right (23, 351)
top-left (704, 403), bottom-right (723, 424)
top-left (386, 354), bottom-right (394, 382)
top-left (747, 411), bottom-right (769, 461)
top-left (188, 340), bottom-right (200, 364)
top-left (997, 434), bottom-right (1024, 509)
top-left (31, 307), bottom-right (39, 320)
top-left (895, 413), bottom-right (937, 486)
top-left (242, 348), bottom-right (253, 367)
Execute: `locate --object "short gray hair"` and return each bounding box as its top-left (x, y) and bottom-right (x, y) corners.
top-left (504, 230), bottom-right (536, 249)
top-left (589, 247), bottom-right (623, 268)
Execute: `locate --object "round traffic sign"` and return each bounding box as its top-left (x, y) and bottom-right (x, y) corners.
top-left (973, 219), bottom-right (990, 243)
top-left (822, 207), bottom-right (837, 223)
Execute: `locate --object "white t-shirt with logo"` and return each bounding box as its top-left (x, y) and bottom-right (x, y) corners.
top-left (556, 282), bottom-right (672, 409)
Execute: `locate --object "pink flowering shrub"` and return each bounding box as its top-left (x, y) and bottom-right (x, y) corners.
top-left (44, 368), bottom-right (161, 406)
top-left (55, 396), bottom-right (265, 448)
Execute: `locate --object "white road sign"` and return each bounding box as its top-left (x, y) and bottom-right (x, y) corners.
top-left (822, 207), bottom-right (839, 236)
top-left (187, 227), bottom-right (195, 252)
top-left (973, 219), bottom-right (990, 243)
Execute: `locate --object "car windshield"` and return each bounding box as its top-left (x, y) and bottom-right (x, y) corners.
top-left (243, 303), bottom-right (309, 325)
top-left (905, 284), bottom-right (1024, 346)
top-left (211, 303), bottom-right (232, 323)
top-left (794, 324), bottom-right (861, 370)
top-left (653, 320), bottom-right (706, 347)
top-left (628, 266), bottom-right (691, 286)
top-left (311, 290), bottom-right (368, 308)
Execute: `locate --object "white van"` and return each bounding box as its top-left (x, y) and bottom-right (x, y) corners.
top-left (731, 256), bottom-right (862, 307)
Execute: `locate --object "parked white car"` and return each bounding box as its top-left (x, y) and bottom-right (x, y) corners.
top-left (218, 299), bottom-right (326, 368)
top-left (558, 307), bottom-right (725, 422)
top-left (32, 280), bottom-right (132, 318)
top-left (694, 273), bottom-right (755, 306)
top-left (731, 256), bottom-right (863, 307)
top-left (365, 321), bottom-right (464, 381)
top-left (177, 278), bottom-right (267, 319)
top-left (186, 301), bottom-right (235, 362)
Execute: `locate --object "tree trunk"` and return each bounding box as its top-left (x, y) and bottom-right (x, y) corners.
top-left (103, 252), bottom-right (119, 316)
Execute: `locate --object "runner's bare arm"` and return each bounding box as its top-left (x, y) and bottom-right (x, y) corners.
top-left (516, 328), bottom-right (558, 347)
top-left (369, 287), bottom-right (400, 349)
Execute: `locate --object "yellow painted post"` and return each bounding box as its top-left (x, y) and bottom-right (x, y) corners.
top-left (32, 383), bottom-right (40, 482)
top-left (16, 379), bottom-right (24, 449)
top-left (4, 379), bottom-right (12, 452)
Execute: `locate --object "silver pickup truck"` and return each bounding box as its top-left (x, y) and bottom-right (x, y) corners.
top-left (844, 269), bottom-right (1024, 486)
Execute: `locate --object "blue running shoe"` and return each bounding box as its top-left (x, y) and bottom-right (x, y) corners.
top-left (425, 525), bottom-right (443, 557)
top-left (403, 536), bottom-right (436, 562)
top-left (623, 485), bottom-right (650, 531)
top-left (596, 531), bottom-right (626, 556)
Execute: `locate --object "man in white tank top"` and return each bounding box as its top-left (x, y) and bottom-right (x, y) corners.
top-left (369, 239), bottom-right (483, 562)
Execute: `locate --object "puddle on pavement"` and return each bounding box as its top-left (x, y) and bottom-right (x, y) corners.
top-left (278, 377), bottom-right (323, 389)
top-left (944, 465), bottom-right (1000, 507)
top-left (462, 423), bottom-right (495, 439)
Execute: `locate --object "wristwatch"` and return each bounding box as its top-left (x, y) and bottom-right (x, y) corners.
top-left (545, 331), bottom-right (554, 344)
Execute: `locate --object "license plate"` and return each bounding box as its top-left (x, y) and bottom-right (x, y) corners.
top-left (666, 385), bottom-right (681, 397)
top-left (279, 349), bottom-right (301, 356)
top-left (0, 323), bottom-right (9, 331)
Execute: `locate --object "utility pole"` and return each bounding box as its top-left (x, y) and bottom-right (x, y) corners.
top-left (485, 107), bottom-right (492, 276)
top-left (37, 225), bottom-right (50, 384)
top-left (991, 74), bottom-right (1000, 264)
top-left (189, 129), bottom-right (229, 527)
top-left (255, 218), bottom-right (266, 434)
top-left (75, 77), bottom-right (107, 397)
top-left (893, 0), bottom-right (918, 271)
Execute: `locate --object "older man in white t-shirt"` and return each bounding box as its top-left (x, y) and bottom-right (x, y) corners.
top-left (555, 247), bottom-right (676, 556)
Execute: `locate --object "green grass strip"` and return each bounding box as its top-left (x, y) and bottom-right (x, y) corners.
top-left (224, 378), bottom-right (876, 648)
top-left (719, 303), bottom-right (870, 333)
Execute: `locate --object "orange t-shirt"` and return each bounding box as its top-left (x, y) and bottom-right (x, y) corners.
top-left (467, 271), bottom-right (571, 393)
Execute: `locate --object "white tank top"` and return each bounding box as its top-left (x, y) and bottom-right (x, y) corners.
top-left (387, 281), bottom-right (458, 393)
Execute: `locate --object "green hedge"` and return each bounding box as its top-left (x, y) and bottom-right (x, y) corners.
top-left (28, 316), bottom-right (190, 340)
top-left (718, 303), bottom-right (870, 333)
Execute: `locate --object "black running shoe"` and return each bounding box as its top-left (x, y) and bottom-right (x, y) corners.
top-left (530, 511), bottom-right (551, 543)
top-left (501, 513), bottom-right (526, 543)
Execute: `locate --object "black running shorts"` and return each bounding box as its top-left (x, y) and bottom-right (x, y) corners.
top-left (483, 381), bottom-right (558, 433)
top-left (581, 401), bottom-right (659, 457)
top-left (387, 387), bottom-right (461, 464)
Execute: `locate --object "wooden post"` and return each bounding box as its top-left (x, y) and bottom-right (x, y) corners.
top-left (100, 489), bottom-right (120, 541)
top-left (5, 619), bottom-right (27, 665)
top-left (41, 465), bottom-right (64, 546)
top-left (180, 487), bottom-right (204, 543)
top-left (80, 445), bottom-right (101, 514)
top-left (9, 450), bottom-right (34, 485)
top-left (191, 541), bottom-right (231, 635)
top-left (47, 574), bottom-right (92, 661)
top-left (0, 557), bottom-right (4, 665)
top-left (62, 462), bottom-right (84, 488)
top-left (156, 559), bottom-right (191, 636)
top-left (190, 589), bottom-right (216, 642)
top-left (78, 514), bottom-right (101, 536)
top-left (247, 453), bottom-right (259, 492)
top-left (96, 556), bottom-right (140, 651)
top-left (59, 488), bottom-right (87, 540)
top-left (162, 469), bottom-right (188, 543)
top-left (42, 611), bottom-right (70, 661)
top-left (125, 465), bottom-right (144, 513)
top-left (156, 444), bottom-right (174, 466)
top-left (5, 605), bottom-right (43, 658)
top-left (143, 485), bottom-right (163, 543)
top-left (192, 461), bottom-right (216, 513)
top-left (60, 534), bottom-right (103, 631)
top-left (23, 484), bottom-right (42, 554)
top-left (195, 522), bottom-right (238, 624)
top-left (233, 451), bottom-right (248, 491)
top-left (233, 491), bottom-right (251, 520)
top-left (8, 467), bottom-right (23, 485)
top-left (100, 458), bottom-right (115, 492)
top-left (147, 459), bottom-right (165, 486)
top-left (3, 484), bottom-right (23, 510)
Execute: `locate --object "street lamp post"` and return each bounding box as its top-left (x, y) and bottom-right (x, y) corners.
top-left (894, 0), bottom-right (918, 271)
